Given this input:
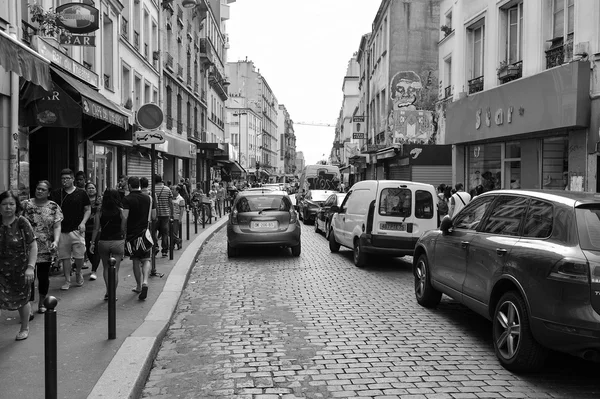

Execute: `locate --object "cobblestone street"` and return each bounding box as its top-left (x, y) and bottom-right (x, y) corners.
top-left (141, 224), bottom-right (600, 399)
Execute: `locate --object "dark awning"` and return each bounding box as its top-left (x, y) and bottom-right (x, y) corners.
top-left (20, 66), bottom-right (131, 141)
top-left (0, 30), bottom-right (51, 90)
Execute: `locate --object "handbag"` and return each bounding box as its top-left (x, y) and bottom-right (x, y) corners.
top-left (124, 197), bottom-right (154, 258)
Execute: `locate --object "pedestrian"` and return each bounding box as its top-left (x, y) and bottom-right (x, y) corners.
top-left (216, 182), bottom-right (226, 216)
top-left (153, 174), bottom-right (173, 257)
top-left (123, 177), bottom-right (154, 300)
top-left (21, 181), bottom-right (63, 314)
top-left (84, 181), bottom-right (102, 280)
top-left (140, 176), bottom-right (152, 197)
top-left (209, 183), bottom-right (218, 220)
top-left (0, 190), bottom-right (38, 341)
top-left (117, 175), bottom-right (128, 201)
top-left (171, 185), bottom-right (185, 250)
top-left (51, 168), bottom-right (91, 290)
top-left (178, 178), bottom-right (190, 208)
top-left (90, 188), bottom-right (126, 301)
top-left (436, 184), bottom-right (449, 218)
top-left (74, 171), bottom-right (86, 189)
top-left (448, 183), bottom-right (471, 219)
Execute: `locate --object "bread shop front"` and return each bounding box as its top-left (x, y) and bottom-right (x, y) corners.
top-left (446, 61), bottom-right (592, 192)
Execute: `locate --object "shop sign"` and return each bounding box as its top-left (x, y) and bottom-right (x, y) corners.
top-left (60, 35), bottom-right (96, 47)
top-left (353, 115), bottom-right (366, 139)
top-left (82, 98), bottom-right (128, 130)
top-left (475, 106), bottom-right (517, 129)
top-left (35, 36), bottom-right (99, 87)
top-left (56, 3), bottom-right (100, 34)
top-left (363, 144), bottom-right (386, 154)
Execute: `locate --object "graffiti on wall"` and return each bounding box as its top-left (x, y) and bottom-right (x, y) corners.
top-left (387, 70), bottom-right (437, 145)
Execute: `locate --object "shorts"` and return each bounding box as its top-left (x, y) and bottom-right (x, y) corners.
top-left (58, 231), bottom-right (86, 260)
top-left (131, 251), bottom-right (151, 262)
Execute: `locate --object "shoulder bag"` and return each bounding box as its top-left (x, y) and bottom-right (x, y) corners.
top-left (124, 197), bottom-right (154, 258)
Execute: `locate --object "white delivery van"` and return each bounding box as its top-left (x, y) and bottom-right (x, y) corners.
top-left (328, 180), bottom-right (438, 267)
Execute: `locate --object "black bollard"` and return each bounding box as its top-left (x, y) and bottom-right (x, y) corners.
top-left (169, 219), bottom-right (174, 260)
top-left (108, 257), bottom-right (116, 340)
top-left (44, 296), bottom-right (58, 399)
top-left (209, 204), bottom-right (212, 224)
top-left (186, 208), bottom-right (190, 241)
top-left (202, 204), bottom-right (206, 229)
top-left (194, 207), bottom-right (198, 234)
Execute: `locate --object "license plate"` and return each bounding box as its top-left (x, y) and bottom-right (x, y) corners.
top-left (252, 221), bottom-right (277, 229)
top-left (380, 222), bottom-right (406, 231)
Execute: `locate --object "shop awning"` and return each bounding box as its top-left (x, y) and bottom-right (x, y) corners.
top-left (21, 66), bottom-right (131, 141)
top-left (0, 30), bottom-right (51, 90)
top-left (231, 161), bottom-right (246, 174)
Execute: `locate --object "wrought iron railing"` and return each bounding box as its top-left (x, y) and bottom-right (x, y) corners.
top-left (121, 17), bottom-right (128, 38)
top-left (166, 54), bottom-right (174, 70)
top-left (498, 61), bottom-right (522, 84)
top-left (546, 40), bottom-right (573, 69)
top-left (144, 43), bottom-right (148, 59)
top-left (104, 74), bottom-right (111, 89)
top-left (194, 83), bottom-right (199, 93)
top-left (468, 76), bottom-right (484, 94)
top-left (166, 116), bottom-right (173, 130)
top-left (21, 21), bottom-right (37, 45)
top-left (177, 121), bottom-right (183, 134)
top-left (133, 31), bottom-right (139, 49)
top-left (177, 64), bottom-right (183, 78)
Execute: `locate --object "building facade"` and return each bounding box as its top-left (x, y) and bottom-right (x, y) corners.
top-left (277, 104), bottom-right (297, 182)
top-left (440, 0), bottom-right (600, 193)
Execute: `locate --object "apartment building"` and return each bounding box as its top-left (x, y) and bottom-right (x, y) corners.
top-left (440, 0), bottom-right (600, 192)
top-left (277, 104), bottom-right (297, 180)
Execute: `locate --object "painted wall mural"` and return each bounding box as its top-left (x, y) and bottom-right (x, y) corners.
top-left (387, 70), bottom-right (438, 145)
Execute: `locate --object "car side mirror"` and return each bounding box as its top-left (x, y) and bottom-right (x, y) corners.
top-left (330, 205), bottom-right (342, 213)
top-left (439, 215), bottom-right (453, 234)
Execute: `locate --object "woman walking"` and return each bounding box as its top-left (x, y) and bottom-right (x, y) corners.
top-left (84, 181), bottom-right (102, 280)
top-left (21, 181), bottom-right (63, 314)
top-left (0, 191), bottom-right (38, 340)
top-left (90, 188), bottom-right (126, 300)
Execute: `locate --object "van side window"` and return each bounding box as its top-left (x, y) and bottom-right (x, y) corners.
top-left (415, 190), bottom-right (434, 219)
top-left (379, 188), bottom-right (411, 217)
top-left (346, 189), bottom-right (371, 215)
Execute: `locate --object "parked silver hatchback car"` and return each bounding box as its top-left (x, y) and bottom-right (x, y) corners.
top-left (227, 190), bottom-right (301, 257)
top-left (413, 189), bottom-right (600, 372)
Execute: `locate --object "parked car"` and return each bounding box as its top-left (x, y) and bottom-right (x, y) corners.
top-left (413, 189), bottom-right (600, 372)
top-left (328, 180), bottom-right (438, 267)
top-left (298, 189), bottom-right (337, 225)
top-left (314, 193), bottom-right (347, 238)
top-left (226, 190), bottom-right (301, 257)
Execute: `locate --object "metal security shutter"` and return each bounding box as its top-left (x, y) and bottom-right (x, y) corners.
top-left (411, 165), bottom-right (452, 186)
top-left (127, 153), bottom-right (152, 182)
top-left (388, 165), bottom-right (410, 180)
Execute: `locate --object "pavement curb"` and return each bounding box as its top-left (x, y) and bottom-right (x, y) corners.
top-left (87, 217), bottom-right (228, 399)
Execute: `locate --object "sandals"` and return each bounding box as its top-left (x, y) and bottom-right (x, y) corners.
top-left (37, 306), bottom-right (47, 314)
top-left (16, 329), bottom-right (29, 341)
top-left (139, 285), bottom-right (148, 300)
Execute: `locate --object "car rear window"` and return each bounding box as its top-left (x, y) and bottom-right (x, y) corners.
top-left (576, 206), bottom-right (600, 250)
top-left (235, 195), bottom-right (290, 213)
top-left (379, 188), bottom-right (412, 217)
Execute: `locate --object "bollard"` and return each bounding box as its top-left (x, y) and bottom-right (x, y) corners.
top-left (108, 257), bottom-right (117, 340)
top-left (209, 204), bottom-right (212, 224)
top-left (186, 208), bottom-right (190, 241)
top-left (194, 207), bottom-right (198, 234)
top-left (169, 219), bottom-right (174, 260)
top-left (202, 204), bottom-right (206, 229)
top-left (44, 296), bottom-right (58, 399)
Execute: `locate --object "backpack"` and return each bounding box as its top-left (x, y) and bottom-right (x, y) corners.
top-left (437, 198), bottom-right (449, 216)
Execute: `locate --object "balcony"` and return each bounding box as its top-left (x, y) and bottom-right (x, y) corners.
top-left (177, 121), bottom-right (183, 134)
top-left (468, 76), bottom-right (484, 94)
top-left (498, 61), bottom-right (522, 84)
top-left (165, 54), bottom-right (174, 71)
top-left (194, 82), bottom-right (199, 93)
top-left (199, 38), bottom-right (213, 66)
top-left (103, 74), bottom-right (111, 90)
top-left (166, 115), bottom-right (173, 130)
top-left (208, 65), bottom-right (229, 101)
top-left (177, 63), bottom-right (183, 80)
top-left (187, 75), bottom-right (192, 87)
top-left (21, 21), bottom-right (37, 45)
top-left (121, 17), bottom-right (128, 39)
top-left (187, 126), bottom-right (192, 136)
top-left (201, 130), bottom-right (207, 142)
top-left (133, 30), bottom-right (139, 50)
top-left (201, 89), bottom-right (206, 102)
top-left (444, 85), bottom-right (452, 99)
top-left (546, 39), bottom-right (573, 69)
top-left (144, 43), bottom-right (148, 59)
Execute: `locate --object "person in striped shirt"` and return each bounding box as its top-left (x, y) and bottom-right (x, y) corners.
top-left (153, 174), bottom-right (173, 257)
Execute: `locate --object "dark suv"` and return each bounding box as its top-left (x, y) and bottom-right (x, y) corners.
top-left (413, 189), bottom-right (600, 372)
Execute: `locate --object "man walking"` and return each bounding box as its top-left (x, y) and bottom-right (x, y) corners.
top-left (449, 183), bottom-right (471, 219)
top-left (153, 174), bottom-right (173, 257)
top-left (52, 168), bottom-right (91, 290)
top-left (122, 177), bottom-right (155, 300)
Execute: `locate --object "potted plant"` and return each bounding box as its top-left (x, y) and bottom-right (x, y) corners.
top-left (440, 25), bottom-right (453, 37)
top-left (497, 60), bottom-right (522, 80)
top-left (29, 4), bottom-right (69, 38)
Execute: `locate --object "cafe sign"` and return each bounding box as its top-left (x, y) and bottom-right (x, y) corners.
top-left (56, 3), bottom-right (100, 34)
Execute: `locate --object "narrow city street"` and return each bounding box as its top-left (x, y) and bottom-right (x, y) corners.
top-left (141, 224), bottom-right (600, 399)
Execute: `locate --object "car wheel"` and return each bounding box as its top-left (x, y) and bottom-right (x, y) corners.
top-left (298, 208), bottom-right (303, 220)
top-left (325, 222), bottom-right (331, 239)
top-left (314, 218), bottom-right (321, 233)
top-left (227, 243), bottom-right (238, 258)
top-left (414, 254), bottom-right (442, 308)
top-left (493, 291), bottom-right (547, 372)
top-left (303, 210), bottom-right (310, 225)
top-left (353, 238), bottom-right (368, 267)
top-left (291, 241), bottom-right (301, 257)
top-left (328, 229), bottom-right (340, 253)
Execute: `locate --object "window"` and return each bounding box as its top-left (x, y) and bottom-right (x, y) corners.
top-left (523, 200), bottom-right (553, 238)
top-left (415, 190), bottom-right (434, 219)
top-left (468, 143), bottom-right (501, 192)
top-left (553, 0), bottom-right (574, 41)
top-left (144, 82), bottom-right (151, 104)
top-left (445, 10), bottom-right (453, 29)
top-left (345, 189), bottom-right (371, 215)
top-left (542, 136), bottom-right (568, 190)
top-left (481, 196), bottom-right (529, 236)
top-left (468, 20), bottom-right (485, 79)
top-left (379, 188), bottom-right (412, 217)
top-left (444, 57), bottom-right (452, 98)
top-left (507, 3), bottom-right (523, 64)
top-left (134, 75), bottom-right (141, 110)
top-left (166, 86), bottom-right (172, 120)
top-left (121, 66), bottom-right (130, 105)
top-left (453, 196), bottom-right (495, 230)
top-left (103, 14), bottom-right (113, 90)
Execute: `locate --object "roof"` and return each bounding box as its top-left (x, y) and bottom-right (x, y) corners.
top-left (477, 189), bottom-right (600, 207)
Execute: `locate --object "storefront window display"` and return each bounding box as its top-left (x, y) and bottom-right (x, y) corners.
top-left (88, 144), bottom-right (115, 193)
top-left (504, 142), bottom-right (521, 189)
top-left (541, 136), bottom-right (568, 190)
top-left (467, 143), bottom-right (501, 192)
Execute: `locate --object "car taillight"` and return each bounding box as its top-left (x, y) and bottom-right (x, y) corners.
top-left (366, 200), bottom-right (375, 233)
top-left (231, 209), bottom-right (239, 225)
top-left (549, 258), bottom-right (590, 284)
top-left (290, 209), bottom-right (297, 223)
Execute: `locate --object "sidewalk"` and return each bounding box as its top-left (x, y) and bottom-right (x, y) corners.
top-left (0, 213), bottom-right (228, 399)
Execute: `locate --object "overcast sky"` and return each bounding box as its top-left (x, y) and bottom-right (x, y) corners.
top-left (226, 0), bottom-right (382, 165)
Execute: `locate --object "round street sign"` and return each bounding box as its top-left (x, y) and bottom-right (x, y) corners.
top-left (137, 103), bottom-right (164, 130)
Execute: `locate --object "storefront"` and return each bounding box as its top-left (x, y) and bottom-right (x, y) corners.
top-left (446, 61), bottom-right (591, 192)
top-left (153, 135), bottom-right (196, 185)
top-left (375, 144), bottom-right (452, 185)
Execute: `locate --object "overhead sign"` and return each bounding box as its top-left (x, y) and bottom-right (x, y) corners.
top-left (352, 116), bottom-right (365, 122)
top-left (34, 36), bottom-right (99, 87)
top-left (137, 103), bottom-right (164, 130)
top-left (56, 3), bottom-right (100, 34)
top-left (134, 130), bottom-right (166, 145)
top-left (60, 35), bottom-right (96, 47)
top-left (353, 115), bottom-right (365, 139)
